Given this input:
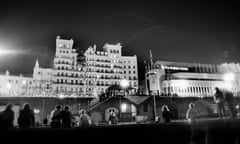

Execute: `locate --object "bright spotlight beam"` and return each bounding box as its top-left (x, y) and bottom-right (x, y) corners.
top-left (0, 49), bottom-right (15, 55)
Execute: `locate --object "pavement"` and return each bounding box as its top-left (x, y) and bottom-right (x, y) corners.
top-left (2, 117), bottom-right (240, 144)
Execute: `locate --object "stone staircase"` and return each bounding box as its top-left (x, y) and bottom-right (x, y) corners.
top-left (87, 97), bottom-right (112, 112)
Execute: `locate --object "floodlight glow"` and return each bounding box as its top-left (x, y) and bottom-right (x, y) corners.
top-left (6, 83), bottom-right (11, 89)
top-left (0, 49), bottom-right (15, 55)
top-left (22, 80), bottom-right (27, 85)
top-left (59, 94), bottom-right (65, 99)
top-left (223, 73), bottom-right (235, 81)
top-left (120, 79), bottom-right (129, 89)
top-left (121, 103), bottom-right (127, 112)
top-left (236, 105), bottom-right (239, 109)
top-left (224, 82), bottom-right (233, 91)
top-left (33, 109), bottom-right (40, 114)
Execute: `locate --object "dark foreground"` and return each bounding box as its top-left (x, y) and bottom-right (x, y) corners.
top-left (1, 118), bottom-right (240, 144)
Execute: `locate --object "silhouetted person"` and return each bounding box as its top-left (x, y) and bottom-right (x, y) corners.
top-left (108, 109), bottom-right (118, 125)
top-left (43, 118), bottom-right (48, 126)
top-left (161, 105), bottom-right (171, 123)
top-left (0, 104), bottom-right (14, 129)
top-left (50, 105), bottom-right (62, 128)
top-left (18, 103), bottom-right (35, 128)
top-left (78, 110), bottom-right (91, 127)
top-left (60, 105), bottom-right (72, 128)
top-left (186, 103), bottom-right (198, 123)
top-left (224, 91), bottom-right (236, 118)
top-left (214, 87), bottom-right (226, 118)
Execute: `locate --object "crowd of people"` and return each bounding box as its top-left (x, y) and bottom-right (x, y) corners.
top-left (0, 87), bottom-right (239, 129)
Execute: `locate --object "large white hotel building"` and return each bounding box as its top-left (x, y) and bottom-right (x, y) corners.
top-left (146, 61), bottom-right (240, 97)
top-left (0, 36), bottom-right (138, 98)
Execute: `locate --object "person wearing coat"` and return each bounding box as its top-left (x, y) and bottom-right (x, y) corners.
top-left (186, 103), bottom-right (198, 123)
top-left (161, 105), bottom-right (172, 123)
top-left (0, 104), bottom-right (14, 128)
top-left (18, 103), bottom-right (35, 128)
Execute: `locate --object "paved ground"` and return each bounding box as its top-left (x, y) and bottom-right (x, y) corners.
top-left (1, 117), bottom-right (240, 144)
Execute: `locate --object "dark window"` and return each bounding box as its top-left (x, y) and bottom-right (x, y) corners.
top-left (143, 104), bottom-right (148, 112)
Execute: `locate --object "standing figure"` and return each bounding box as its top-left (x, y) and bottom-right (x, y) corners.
top-left (161, 105), bottom-right (172, 123)
top-left (0, 104), bottom-right (15, 128)
top-left (214, 87), bottom-right (226, 118)
top-left (60, 105), bottom-right (73, 128)
top-left (224, 91), bottom-right (236, 118)
top-left (43, 118), bottom-right (48, 126)
top-left (108, 109), bottom-right (118, 125)
top-left (18, 103), bottom-right (35, 128)
top-left (78, 110), bottom-right (92, 127)
top-left (50, 105), bottom-right (62, 128)
top-left (186, 103), bottom-right (198, 123)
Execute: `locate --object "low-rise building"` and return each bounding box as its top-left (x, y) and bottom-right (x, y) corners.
top-left (146, 60), bottom-right (240, 97)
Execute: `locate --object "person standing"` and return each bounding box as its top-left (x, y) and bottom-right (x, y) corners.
top-left (50, 105), bottom-right (62, 128)
top-left (186, 103), bottom-right (198, 123)
top-left (108, 109), bottom-right (118, 125)
top-left (18, 103), bottom-right (35, 128)
top-left (0, 104), bottom-right (15, 128)
top-left (60, 105), bottom-right (72, 128)
top-left (78, 110), bottom-right (92, 127)
top-left (161, 105), bottom-right (172, 123)
top-left (214, 87), bottom-right (226, 118)
top-left (224, 91), bottom-right (236, 118)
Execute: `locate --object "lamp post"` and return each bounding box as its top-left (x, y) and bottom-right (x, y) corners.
top-left (120, 79), bottom-right (129, 121)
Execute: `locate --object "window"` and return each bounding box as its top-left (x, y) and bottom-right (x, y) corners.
top-left (143, 104), bottom-right (148, 112)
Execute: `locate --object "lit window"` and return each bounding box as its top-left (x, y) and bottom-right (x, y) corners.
top-left (121, 103), bottom-right (127, 112)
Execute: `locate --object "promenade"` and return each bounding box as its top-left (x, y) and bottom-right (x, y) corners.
top-left (1, 117), bottom-right (240, 144)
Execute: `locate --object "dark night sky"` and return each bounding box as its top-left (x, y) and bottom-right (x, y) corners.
top-left (0, 0), bottom-right (240, 80)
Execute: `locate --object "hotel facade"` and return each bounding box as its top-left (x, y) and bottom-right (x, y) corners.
top-left (146, 61), bottom-right (240, 97)
top-left (0, 36), bottom-right (138, 98)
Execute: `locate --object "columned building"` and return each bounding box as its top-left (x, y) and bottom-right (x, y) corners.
top-left (83, 43), bottom-right (138, 96)
top-left (146, 61), bottom-right (240, 97)
top-left (52, 36), bottom-right (86, 97)
top-left (0, 71), bottom-right (34, 97)
top-left (0, 36), bottom-right (139, 99)
top-left (33, 60), bottom-right (53, 96)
